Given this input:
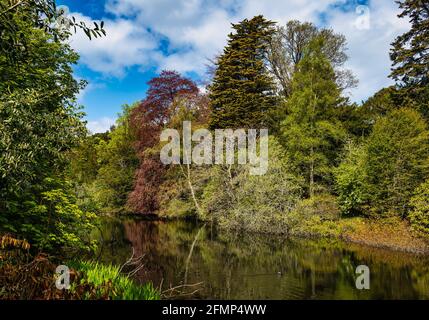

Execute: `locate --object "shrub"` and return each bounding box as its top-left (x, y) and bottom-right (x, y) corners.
top-left (293, 193), bottom-right (340, 221)
top-left (409, 180), bottom-right (429, 237)
top-left (0, 178), bottom-right (98, 253)
top-left (335, 108), bottom-right (429, 217)
top-left (334, 141), bottom-right (370, 216)
top-left (202, 137), bottom-right (303, 234)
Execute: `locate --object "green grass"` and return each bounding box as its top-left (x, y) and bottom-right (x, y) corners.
top-left (70, 260), bottom-right (160, 300)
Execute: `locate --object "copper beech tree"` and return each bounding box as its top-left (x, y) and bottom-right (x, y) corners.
top-left (127, 70), bottom-right (199, 214)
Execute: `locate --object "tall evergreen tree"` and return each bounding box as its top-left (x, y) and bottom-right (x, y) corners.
top-left (209, 15), bottom-right (277, 129)
top-left (281, 38), bottom-right (347, 197)
top-left (390, 0), bottom-right (429, 118)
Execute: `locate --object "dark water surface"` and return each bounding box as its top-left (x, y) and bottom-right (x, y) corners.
top-left (92, 218), bottom-right (429, 299)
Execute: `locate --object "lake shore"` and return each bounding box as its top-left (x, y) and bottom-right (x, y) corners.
top-left (120, 212), bottom-right (429, 256)
top-left (341, 217), bottom-right (429, 255)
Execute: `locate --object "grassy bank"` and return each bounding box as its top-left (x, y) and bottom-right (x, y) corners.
top-left (286, 215), bottom-right (429, 255)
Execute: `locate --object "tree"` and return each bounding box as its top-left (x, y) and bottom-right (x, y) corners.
top-left (127, 71), bottom-right (199, 214)
top-left (131, 70), bottom-right (198, 152)
top-left (349, 87), bottom-right (399, 137)
top-left (200, 137), bottom-right (303, 234)
top-left (209, 15), bottom-right (277, 129)
top-left (336, 108), bottom-right (429, 217)
top-left (364, 108), bottom-right (429, 216)
top-left (0, 2), bottom-right (96, 251)
top-left (390, 0), bottom-right (429, 119)
top-left (0, 12), bottom-right (85, 204)
top-left (0, 0), bottom-right (105, 62)
top-left (268, 20), bottom-right (356, 97)
top-left (281, 38), bottom-right (347, 197)
top-left (93, 104), bottom-right (139, 213)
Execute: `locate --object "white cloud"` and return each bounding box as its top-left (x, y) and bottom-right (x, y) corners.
top-left (87, 117), bottom-right (116, 133)
top-left (327, 1), bottom-right (409, 102)
top-left (68, 13), bottom-right (158, 77)
top-left (69, 0), bottom-right (410, 102)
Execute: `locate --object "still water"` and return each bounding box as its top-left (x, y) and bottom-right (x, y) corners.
top-left (92, 218), bottom-right (429, 299)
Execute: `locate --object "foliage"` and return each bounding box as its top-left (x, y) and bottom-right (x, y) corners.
top-left (390, 0), bottom-right (429, 87)
top-left (268, 20), bottom-right (356, 97)
top-left (364, 108), bottom-right (429, 216)
top-left (71, 260), bottom-right (160, 300)
top-left (0, 0), bottom-right (105, 62)
top-left (334, 141), bottom-right (370, 216)
top-left (67, 133), bottom-right (108, 185)
top-left (131, 70), bottom-right (198, 153)
top-left (200, 137), bottom-right (303, 234)
top-left (128, 71), bottom-right (199, 214)
top-left (0, 240), bottom-right (158, 300)
top-left (409, 179), bottom-right (429, 237)
top-left (209, 15), bottom-right (277, 129)
top-left (1, 178), bottom-right (98, 253)
top-left (390, 0), bottom-right (429, 119)
top-left (0, 6), bottom-right (100, 252)
top-left (93, 105), bottom-right (139, 213)
top-left (351, 87), bottom-right (398, 137)
top-left (281, 38), bottom-right (347, 196)
top-left (335, 108), bottom-right (429, 217)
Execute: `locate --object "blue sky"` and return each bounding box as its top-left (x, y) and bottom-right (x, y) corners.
top-left (57, 0), bottom-right (408, 133)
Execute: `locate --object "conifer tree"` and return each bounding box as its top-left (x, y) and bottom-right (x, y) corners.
top-left (390, 0), bottom-right (429, 119)
top-left (209, 15), bottom-right (277, 129)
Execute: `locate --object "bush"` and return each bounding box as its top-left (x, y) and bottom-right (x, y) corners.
top-left (201, 137), bottom-right (303, 234)
top-left (334, 141), bottom-right (370, 216)
top-left (409, 180), bottom-right (429, 237)
top-left (0, 178), bottom-right (98, 253)
top-left (293, 193), bottom-right (340, 221)
top-left (335, 108), bottom-right (429, 217)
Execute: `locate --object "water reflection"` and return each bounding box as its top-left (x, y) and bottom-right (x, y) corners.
top-left (92, 218), bottom-right (429, 300)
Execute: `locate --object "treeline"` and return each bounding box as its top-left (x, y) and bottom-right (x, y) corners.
top-left (70, 1), bottom-right (429, 239)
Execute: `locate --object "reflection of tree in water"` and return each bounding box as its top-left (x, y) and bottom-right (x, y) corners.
top-left (98, 218), bottom-right (429, 299)
top-left (122, 219), bottom-right (203, 289)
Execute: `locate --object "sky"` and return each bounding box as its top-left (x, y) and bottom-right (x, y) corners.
top-left (56, 0), bottom-right (410, 133)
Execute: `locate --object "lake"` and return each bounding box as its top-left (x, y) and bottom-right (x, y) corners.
top-left (92, 217), bottom-right (429, 299)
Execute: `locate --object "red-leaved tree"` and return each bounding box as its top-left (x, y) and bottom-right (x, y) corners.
top-left (127, 70), bottom-right (199, 214)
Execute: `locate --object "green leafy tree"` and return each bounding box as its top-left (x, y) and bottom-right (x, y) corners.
top-left (0, 0), bottom-right (105, 62)
top-left (200, 137), bottom-right (303, 234)
top-left (336, 108), bottom-right (429, 216)
top-left (0, 3), bottom-right (96, 251)
top-left (364, 108), bottom-right (429, 216)
top-left (281, 38), bottom-right (347, 197)
top-left (94, 104), bottom-right (139, 213)
top-left (209, 15), bottom-right (277, 129)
